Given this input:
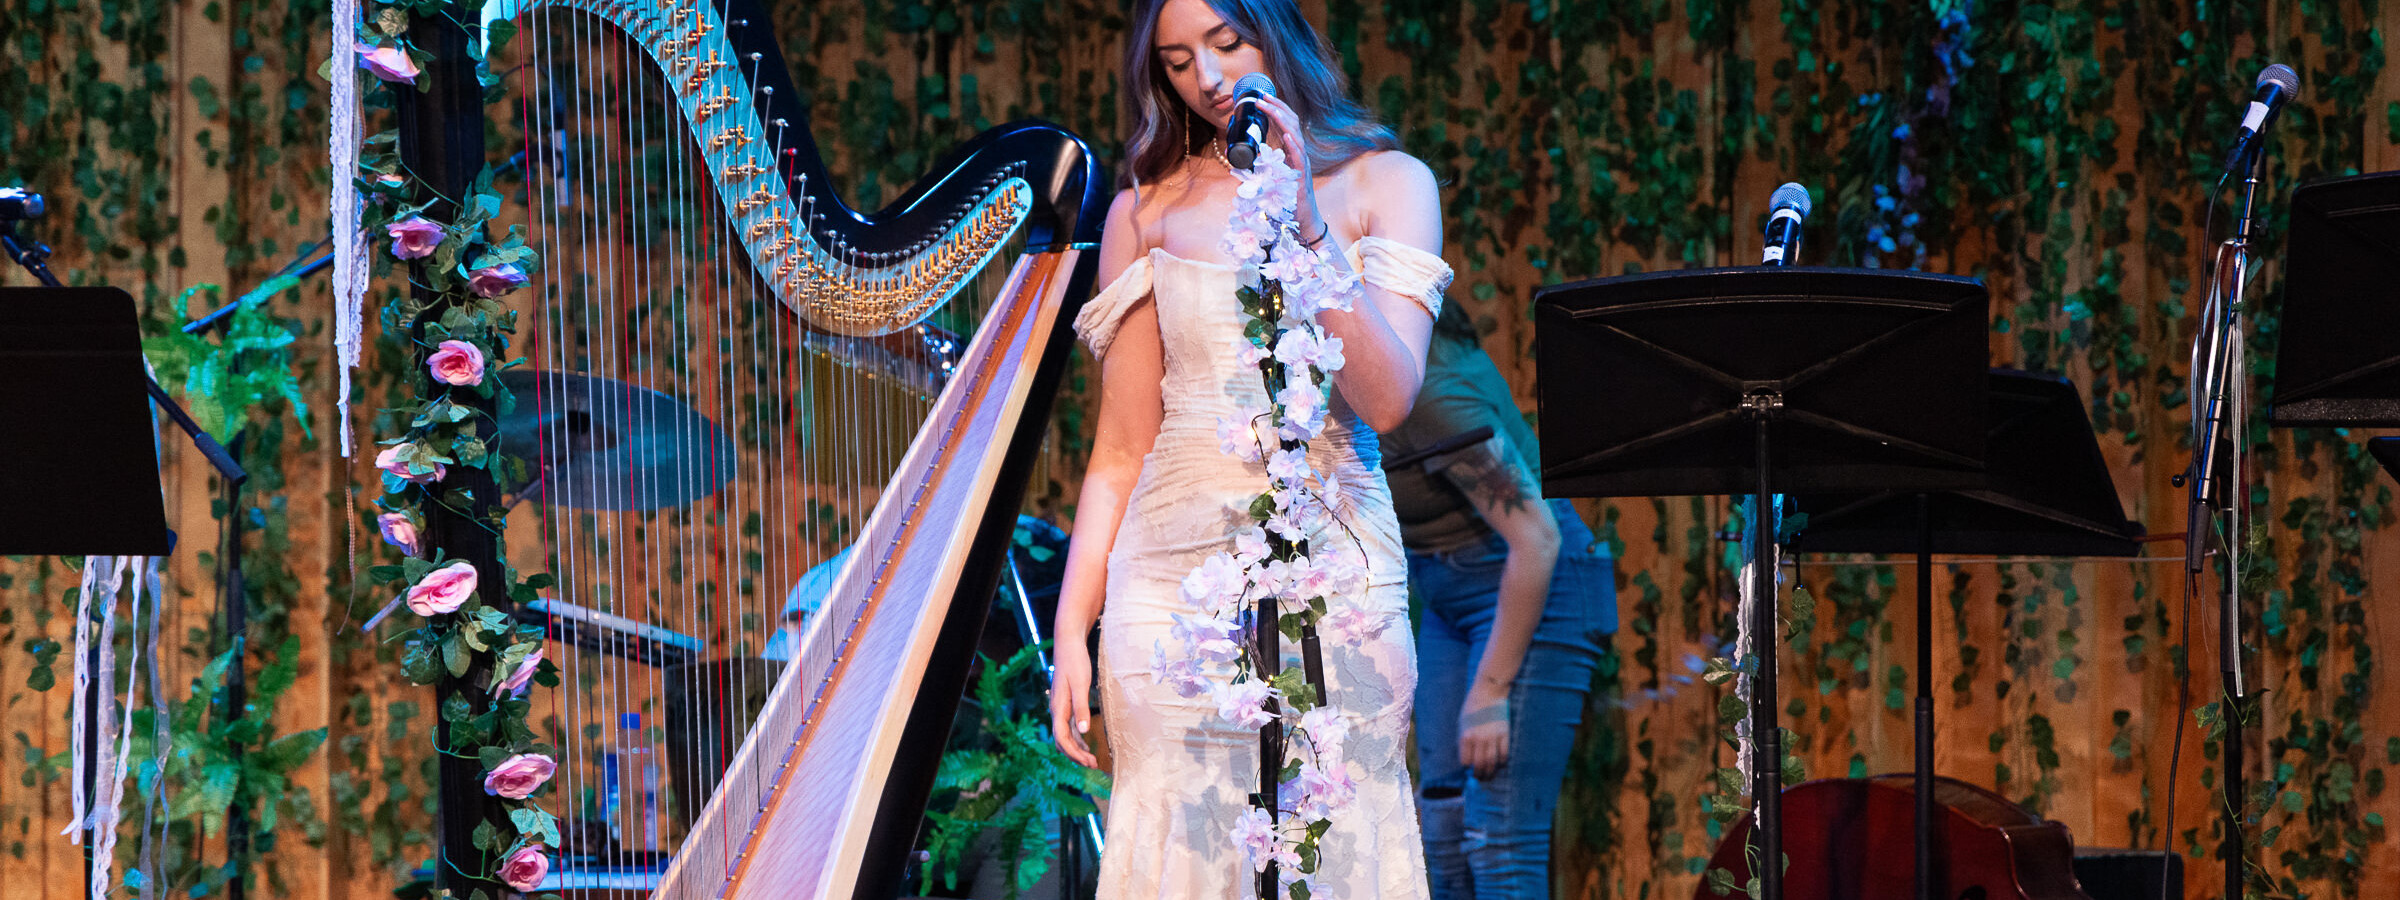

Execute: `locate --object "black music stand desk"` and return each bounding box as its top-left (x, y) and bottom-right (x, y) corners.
top-left (1791, 369), bottom-right (2141, 900)
top-left (2267, 170), bottom-right (2400, 428)
top-left (0, 287), bottom-right (171, 555)
top-left (1534, 266), bottom-right (1990, 900)
top-left (2266, 171), bottom-right (2400, 490)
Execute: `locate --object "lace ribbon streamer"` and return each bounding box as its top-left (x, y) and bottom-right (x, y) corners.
top-left (330, 0), bottom-right (367, 457)
top-left (66, 556), bottom-right (152, 900)
top-left (1734, 494), bottom-right (1781, 787)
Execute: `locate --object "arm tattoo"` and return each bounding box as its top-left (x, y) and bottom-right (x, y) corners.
top-left (1438, 433), bottom-right (1536, 517)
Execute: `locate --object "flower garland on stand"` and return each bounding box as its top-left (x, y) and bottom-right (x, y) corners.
top-left (1154, 145), bottom-right (1385, 899)
top-left (351, 7), bottom-right (564, 897)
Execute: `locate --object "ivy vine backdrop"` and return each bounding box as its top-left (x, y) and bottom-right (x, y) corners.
top-left (4, 0), bottom-right (2400, 898)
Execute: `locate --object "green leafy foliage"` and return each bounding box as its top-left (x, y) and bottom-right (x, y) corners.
top-left (918, 645), bottom-right (1107, 898)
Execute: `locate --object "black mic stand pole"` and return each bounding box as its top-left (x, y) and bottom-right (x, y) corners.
top-left (2185, 148), bottom-right (2265, 900)
top-left (181, 301), bottom-right (272, 900)
top-left (4, 217), bottom-right (247, 900)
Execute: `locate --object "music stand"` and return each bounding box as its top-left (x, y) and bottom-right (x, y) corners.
top-left (0, 287), bottom-right (173, 554)
top-left (1534, 266), bottom-right (1990, 900)
top-left (2266, 170), bottom-right (2400, 427)
top-left (1791, 369), bottom-right (2141, 900)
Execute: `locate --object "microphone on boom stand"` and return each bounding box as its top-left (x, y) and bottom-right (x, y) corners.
top-left (1, 187), bottom-right (60, 284)
top-left (2218, 64), bottom-right (2300, 181)
top-left (1761, 182), bottom-right (1810, 266)
top-left (2184, 60), bottom-right (2300, 900)
top-left (0, 187), bottom-right (46, 220)
top-left (1223, 73), bottom-right (1278, 170)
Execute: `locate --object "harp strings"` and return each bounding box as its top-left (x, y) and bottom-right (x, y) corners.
top-left (508, 7), bottom-right (1020, 891)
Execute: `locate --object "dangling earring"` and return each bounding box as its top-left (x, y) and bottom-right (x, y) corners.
top-left (1185, 106), bottom-right (1201, 157)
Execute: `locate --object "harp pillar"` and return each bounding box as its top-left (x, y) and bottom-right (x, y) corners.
top-left (395, 8), bottom-right (509, 897)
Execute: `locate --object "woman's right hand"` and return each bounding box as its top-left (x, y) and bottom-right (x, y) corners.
top-left (1049, 635), bottom-right (1099, 768)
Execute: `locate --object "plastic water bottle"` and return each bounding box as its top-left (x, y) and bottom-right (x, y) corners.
top-left (603, 712), bottom-right (657, 851)
top-left (603, 716), bottom-right (623, 847)
top-left (636, 715), bottom-right (659, 852)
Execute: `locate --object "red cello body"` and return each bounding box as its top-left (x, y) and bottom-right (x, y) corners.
top-left (1697, 775), bottom-right (2094, 900)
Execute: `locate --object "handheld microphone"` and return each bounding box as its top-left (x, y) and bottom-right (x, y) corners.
top-left (0, 187), bottom-right (46, 221)
top-left (1761, 182), bottom-right (1811, 266)
top-left (1223, 73), bottom-right (1278, 170)
top-left (2220, 64), bottom-right (2300, 178)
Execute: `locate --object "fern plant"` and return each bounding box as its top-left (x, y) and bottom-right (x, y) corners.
top-left (918, 643), bottom-right (1108, 899)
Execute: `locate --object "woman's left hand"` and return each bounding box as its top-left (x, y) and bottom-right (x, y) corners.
top-left (1458, 683), bottom-right (1512, 779)
top-left (1247, 93), bottom-right (1324, 234)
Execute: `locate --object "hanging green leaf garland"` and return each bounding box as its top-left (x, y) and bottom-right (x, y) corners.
top-left (351, 3), bottom-right (563, 894)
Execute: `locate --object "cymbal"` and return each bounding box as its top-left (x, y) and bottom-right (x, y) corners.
top-left (497, 369), bottom-right (736, 511)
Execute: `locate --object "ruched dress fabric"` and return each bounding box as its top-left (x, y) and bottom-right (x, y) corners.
top-left (1074, 237), bottom-right (1452, 899)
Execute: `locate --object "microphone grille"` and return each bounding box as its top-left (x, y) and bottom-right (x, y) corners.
top-left (2257, 64), bottom-right (2300, 99)
top-left (1234, 72), bottom-right (1277, 98)
top-left (1770, 181), bottom-right (1812, 218)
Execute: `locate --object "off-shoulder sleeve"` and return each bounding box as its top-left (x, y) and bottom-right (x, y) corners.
top-left (1353, 235), bottom-right (1454, 320)
top-left (1073, 255), bottom-right (1153, 361)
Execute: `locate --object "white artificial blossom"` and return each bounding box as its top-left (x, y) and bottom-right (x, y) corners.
top-left (1156, 144), bottom-right (1371, 895)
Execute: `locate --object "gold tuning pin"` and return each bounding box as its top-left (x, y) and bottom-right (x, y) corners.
top-left (747, 213), bottom-right (789, 241)
top-left (684, 52), bottom-right (726, 92)
top-left (695, 87), bottom-right (737, 123)
top-left (732, 187), bottom-right (776, 215)
top-left (719, 159), bottom-right (770, 183)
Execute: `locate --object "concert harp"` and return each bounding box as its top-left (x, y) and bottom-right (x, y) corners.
top-left (462, 0), bottom-right (1107, 895)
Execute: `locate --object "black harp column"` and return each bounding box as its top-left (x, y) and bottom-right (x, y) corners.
top-left (394, 9), bottom-right (509, 898)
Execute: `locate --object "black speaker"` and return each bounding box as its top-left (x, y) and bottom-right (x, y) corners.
top-left (2072, 848), bottom-right (2182, 900)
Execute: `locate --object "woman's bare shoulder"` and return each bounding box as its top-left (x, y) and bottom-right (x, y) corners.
top-left (1341, 150), bottom-right (1442, 241)
top-left (1345, 149), bottom-right (1438, 195)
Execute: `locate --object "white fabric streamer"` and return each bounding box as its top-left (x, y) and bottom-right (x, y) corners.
top-left (331, 0), bottom-right (368, 457)
top-left (137, 559), bottom-right (168, 900)
top-left (1733, 494), bottom-right (1782, 788)
top-left (65, 559), bottom-right (129, 838)
top-left (93, 558), bottom-right (151, 900)
top-left (63, 556), bottom-right (151, 900)
top-left (64, 559), bottom-right (102, 842)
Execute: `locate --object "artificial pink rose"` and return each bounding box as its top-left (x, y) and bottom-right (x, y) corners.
top-left (385, 217), bottom-right (443, 260)
top-left (498, 845), bottom-right (549, 892)
top-left (468, 263), bottom-right (527, 298)
top-left (426, 339), bottom-right (486, 386)
top-left (376, 512), bottom-right (422, 557)
top-left (495, 646), bottom-right (543, 696)
top-left (358, 46), bottom-right (419, 83)
top-left (482, 753), bottom-right (557, 800)
top-left (403, 560), bottom-right (478, 616)
top-left (375, 443), bottom-right (445, 484)
top-left (356, 43), bottom-right (420, 85)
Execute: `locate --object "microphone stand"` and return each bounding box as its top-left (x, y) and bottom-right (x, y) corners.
top-left (2185, 149), bottom-right (2265, 900)
top-left (174, 230), bottom-right (337, 900)
top-left (4, 216), bottom-right (247, 900)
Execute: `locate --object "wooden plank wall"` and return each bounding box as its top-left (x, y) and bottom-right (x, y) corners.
top-left (3, 2), bottom-right (2400, 899)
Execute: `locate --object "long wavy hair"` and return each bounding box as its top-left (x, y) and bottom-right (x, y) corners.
top-left (1120, 0), bottom-right (1399, 187)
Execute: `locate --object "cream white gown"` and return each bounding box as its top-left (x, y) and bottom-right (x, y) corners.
top-left (1073, 238), bottom-right (1452, 899)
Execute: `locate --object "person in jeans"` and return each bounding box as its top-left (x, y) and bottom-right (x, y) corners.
top-left (1384, 302), bottom-right (1617, 899)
